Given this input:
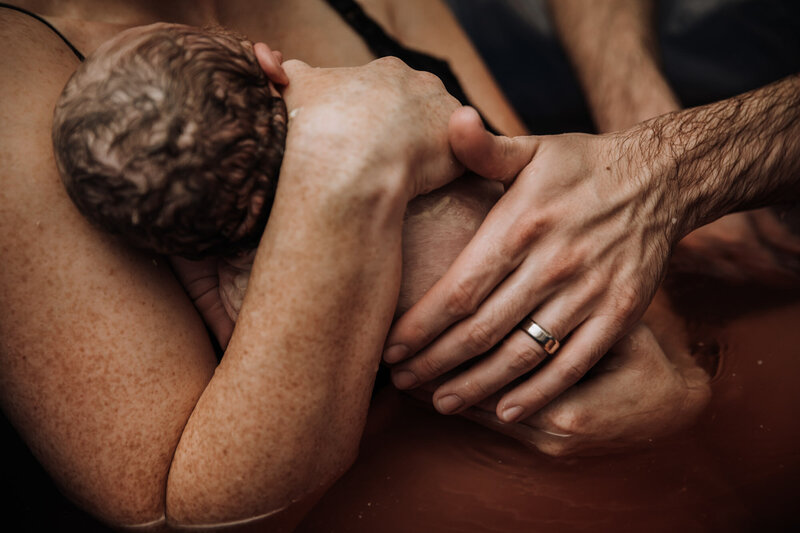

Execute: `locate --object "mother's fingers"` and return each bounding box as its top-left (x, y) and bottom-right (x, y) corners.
top-left (496, 315), bottom-right (620, 422)
top-left (449, 107), bottom-right (539, 186)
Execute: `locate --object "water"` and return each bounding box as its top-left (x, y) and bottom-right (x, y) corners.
top-left (299, 275), bottom-right (800, 532)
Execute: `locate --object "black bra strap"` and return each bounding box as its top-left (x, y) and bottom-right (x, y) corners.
top-left (0, 3), bottom-right (84, 60)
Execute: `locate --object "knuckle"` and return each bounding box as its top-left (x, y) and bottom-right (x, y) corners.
top-left (506, 342), bottom-right (544, 375)
top-left (416, 355), bottom-right (446, 379)
top-left (373, 55), bottom-right (406, 69)
top-left (415, 69), bottom-right (444, 88)
top-left (543, 259), bottom-right (574, 285)
top-left (463, 320), bottom-right (497, 353)
top-left (403, 320), bottom-right (435, 349)
top-left (457, 379), bottom-right (491, 402)
top-left (612, 286), bottom-right (643, 320)
top-left (505, 385), bottom-right (551, 415)
top-left (444, 278), bottom-right (480, 318)
top-left (542, 248), bottom-right (583, 285)
top-left (537, 441), bottom-right (572, 458)
top-left (544, 406), bottom-right (588, 435)
top-left (558, 359), bottom-right (591, 384)
top-left (505, 216), bottom-right (547, 252)
top-left (281, 59), bottom-right (309, 75)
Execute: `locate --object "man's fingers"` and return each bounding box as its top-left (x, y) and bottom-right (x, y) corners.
top-left (495, 315), bottom-right (619, 422)
top-left (389, 256), bottom-right (556, 390)
top-left (383, 252), bottom-right (507, 367)
top-left (448, 106), bottom-right (539, 186)
top-left (253, 42), bottom-right (289, 85)
top-left (383, 195), bottom-right (532, 365)
top-left (429, 284), bottom-right (599, 414)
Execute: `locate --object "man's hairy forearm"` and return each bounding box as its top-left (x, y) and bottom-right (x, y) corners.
top-left (629, 74), bottom-right (800, 240)
top-left (548, 0), bottom-right (679, 131)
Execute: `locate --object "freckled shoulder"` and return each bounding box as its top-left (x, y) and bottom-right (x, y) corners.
top-left (0, 8), bottom-right (217, 525)
top-left (0, 7), bottom-right (82, 261)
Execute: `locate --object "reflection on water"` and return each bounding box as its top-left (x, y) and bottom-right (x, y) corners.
top-left (299, 276), bottom-right (800, 532)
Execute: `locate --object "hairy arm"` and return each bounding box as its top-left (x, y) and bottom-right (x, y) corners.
top-left (636, 74), bottom-right (800, 239)
top-left (385, 73), bottom-right (800, 423)
top-left (547, 0), bottom-right (680, 131)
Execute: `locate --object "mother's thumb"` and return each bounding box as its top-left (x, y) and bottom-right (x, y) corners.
top-left (449, 107), bottom-right (538, 186)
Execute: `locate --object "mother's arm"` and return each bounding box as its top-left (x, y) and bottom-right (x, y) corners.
top-left (0, 12), bottom-right (452, 531)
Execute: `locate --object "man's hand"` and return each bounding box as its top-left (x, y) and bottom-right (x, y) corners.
top-left (383, 107), bottom-right (680, 423)
top-left (462, 319), bottom-right (710, 456)
top-left (404, 292), bottom-right (711, 456)
top-left (385, 73), bottom-right (800, 424)
top-left (274, 56), bottom-right (464, 201)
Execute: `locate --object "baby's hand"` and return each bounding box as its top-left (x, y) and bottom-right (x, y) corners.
top-left (459, 321), bottom-right (710, 456)
top-left (254, 42), bottom-right (288, 86)
top-left (169, 256), bottom-right (236, 349)
top-left (217, 249), bottom-right (256, 323)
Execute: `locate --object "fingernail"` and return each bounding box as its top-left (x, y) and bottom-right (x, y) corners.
top-left (501, 405), bottom-right (524, 423)
top-left (436, 394), bottom-right (463, 414)
top-left (391, 370), bottom-right (419, 390)
top-left (383, 344), bottom-right (409, 364)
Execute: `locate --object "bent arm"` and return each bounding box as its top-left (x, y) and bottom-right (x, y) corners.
top-left (166, 119), bottom-right (409, 525)
top-left (1, 13), bottom-right (411, 530)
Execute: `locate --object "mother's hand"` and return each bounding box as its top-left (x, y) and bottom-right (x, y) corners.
top-left (384, 107), bottom-right (681, 422)
top-left (270, 53), bottom-right (464, 200)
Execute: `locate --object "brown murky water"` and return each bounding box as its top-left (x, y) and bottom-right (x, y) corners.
top-left (299, 275), bottom-right (800, 532)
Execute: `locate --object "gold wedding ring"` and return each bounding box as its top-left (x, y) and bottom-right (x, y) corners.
top-left (518, 317), bottom-right (561, 355)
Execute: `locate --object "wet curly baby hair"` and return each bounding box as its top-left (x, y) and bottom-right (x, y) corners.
top-left (52, 23), bottom-right (287, 258)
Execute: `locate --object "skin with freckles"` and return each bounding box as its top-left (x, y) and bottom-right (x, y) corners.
top-left (46, 17), bottom-right (711, 462)
top-left (0, 1), bottom-right (709, 530)
top-left (196, 174), bottom-right (710, 459)
top-left (1, 1), bottom-right (525, 529)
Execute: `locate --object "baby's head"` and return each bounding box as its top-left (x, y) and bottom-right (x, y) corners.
top-left (53, 23), bottom-right (286, 258)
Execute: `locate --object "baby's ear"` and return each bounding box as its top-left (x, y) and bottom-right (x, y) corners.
top-left (254, 42), bottom-right (289, 85)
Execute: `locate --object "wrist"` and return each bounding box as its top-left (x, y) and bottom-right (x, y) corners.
top-left (612, 121), bottom-right (693, 246)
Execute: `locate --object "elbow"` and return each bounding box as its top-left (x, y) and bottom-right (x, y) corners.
top-left (61, 480), bottom-right (167, 531)
top-left (163, 443), bottom-right (359, 528)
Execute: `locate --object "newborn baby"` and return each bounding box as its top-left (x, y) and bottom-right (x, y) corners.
top-left (52, 23), bottom-right (287, 258)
